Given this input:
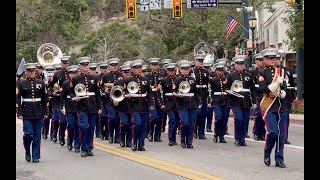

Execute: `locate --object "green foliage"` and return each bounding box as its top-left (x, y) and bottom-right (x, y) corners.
top-left (291, 100), bottom-right (304, 114)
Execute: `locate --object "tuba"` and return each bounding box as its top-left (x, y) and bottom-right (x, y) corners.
top-left (37, 43), bottom-right (63, 67)
top-left (226, 80), bottom-right (244, 98)
top-left (127, 81), bottom-right (139, 94)
top-left (75, 83), bottom-right (89, 99)
top-left (110, 85), bottom-right (125, 102)
top-left (193, 41), bottom-right (215, 63)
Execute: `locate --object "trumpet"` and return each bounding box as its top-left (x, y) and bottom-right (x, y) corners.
top-left (110, 85), bottom-right (125, 102)
top-left (226, 80), bottom-right (244, 98)
top-left (127, 81), bottom-right (139, 94)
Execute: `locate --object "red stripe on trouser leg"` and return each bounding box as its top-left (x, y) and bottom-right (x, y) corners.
top-left (131, 113), bottom-right (135, 143)
top-left (190, 110), bottom-right (197, 144)
top-left (167, 111), bottom-right (170, 141)
top-left (76, 113), bottom-right (82, 147)
top-left (232, 108), bottom-right (237, 138)
top-left (264, 116), bottom-right (269, 153)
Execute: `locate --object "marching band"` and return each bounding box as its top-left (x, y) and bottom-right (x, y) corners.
top-left (16, 43), bottom-right (293, 168)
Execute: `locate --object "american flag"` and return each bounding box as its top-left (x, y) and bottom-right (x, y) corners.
top-left (226, 15), bottom-right (239, 39)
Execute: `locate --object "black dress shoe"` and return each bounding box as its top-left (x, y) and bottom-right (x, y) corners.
top-left (169, 141), bottom-right (177, 146)
top-left (75, 149), bottom-right (80, 153)
top-left (131, 144), bottom-right (137, 151)
top-left (67, 144), bottom-right (73, 151)
top-left (225, 132), bottom-right (230, 135)
top-left (235, 140), bottom-right (241, 146)
top-left (186, 144), bottom-right (193, 149)
top-left (181, 143), bottom-right (186, 148)
top-left (147, 133), bottom-right (153, 142)
top-left (87, 151), bottom-right (93, 156)
top-left (59, 140), bottom-right (65, 146)
top-left (275, 162), bottom-right (286, 168)
top-left (219, 137), bottom-right (227, 143)
top-left (198, 136), bottom-right (206, 140)
top-left (104, 136), bottom-right (109, 140)
top-left (32, 159), bottom-right (39, 163)
top-left (44, 136), bottom-right (48, 140)
top-left (25, 154), bottom-right (31, 162)
top-left (254, 135), bottom-right (260, 141)
top-left (285, 140), bottom-right (291, 144)
top-left (109, 138), bottom-right (114, 144)
top-left (193, 133), bottom-right (198, 138)
top-left (126, 144), bottom-right (132, 147)
top-left (264, 156), bottom-right (271, 166)
top-left (120, 141), bottom-right (125, 147)
top-left (241, 142), bottom-right (247, 146)
top-left (99, 134), bottom-right (105, 140)
top-left (260, 137), bottom-right (266, 141)
top-left (138, 147), bottom-right (146, 151)
top-left (81, 151), bottom-right (87, 157)
top-left (52, 138), bottom-right (57, 142)
top-left (114, 140), bottom-right (120, 144)
top-left (206, 129), bottom-right (213, 132)
top-left (213, 135), bottom-right (218, 143)
top-left (154, 138), bottom-right (162, 142)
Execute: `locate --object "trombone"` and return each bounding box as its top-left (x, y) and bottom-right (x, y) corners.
top-left (226, 80), bottom-right (244, 98)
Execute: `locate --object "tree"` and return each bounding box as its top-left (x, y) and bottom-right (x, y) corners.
top-left (81, 22), bottom-right (141, 62)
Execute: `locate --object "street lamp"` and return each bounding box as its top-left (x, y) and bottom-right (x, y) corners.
top-left (248, 15), bottom-right (257, 66)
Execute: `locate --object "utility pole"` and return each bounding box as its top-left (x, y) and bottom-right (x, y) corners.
top-left (296, 0), bottom-right (304, 100)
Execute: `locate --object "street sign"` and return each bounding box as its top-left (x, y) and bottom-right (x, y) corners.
top-left (140, 0), bottom-right (150, 11)
top-left (164, 0), bottom-right (172, 9)
top-left (149, 0), bottom-right (161, 10)
top-left (187, 0), bottom-right (219, 9)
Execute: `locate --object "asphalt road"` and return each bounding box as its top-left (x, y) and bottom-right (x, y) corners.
top-left (16, 118), bottom-right (304, 180)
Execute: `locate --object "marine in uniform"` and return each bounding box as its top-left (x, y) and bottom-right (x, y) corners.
top-left (142, 65), bottom-right (149, 76)
top-left (126, 59), bottom-right (155, 151)
top-left (250, 53), bottom-right (266, 141)
top-left (35, 63), bottom-right (45, 81)
top-left (42, 65), bottom-right (54, 140)
top-left (192, 53), bottom-right (209, 139)
top-left (159, 63), bottom-right (180, 146)
top-left (89, 63), bottom-right (98, 76)
top-left (70, 57), bottom-right (102, 157)
top-left (209, 61), bottom-right (230, 143)
top-left (203, 61), bottom-right (214, 133)
top-left (16, 63), bottom-right (48, 163)
top-left (174, 60), bottom-right (201, 148)
top-left (97, 61), bottom-right (109, 140)
top-left (145, 58), bottom-right (165, 142)
top-left (275, 53), bottom-right (295, 144)
top-left (61, 65), bottom-right (81, 153)
top-left (48, 57), bottom-right (70, 145)
top-left (226, 55), bottom-right (256, 146)
top-left (258, 48), bottom-right (288, 168)
top-left (113, 64), bottom-right (132, 147)
top-left (101, 58), bottom-right (123, 143)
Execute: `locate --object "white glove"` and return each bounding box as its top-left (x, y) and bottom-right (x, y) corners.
top-left (280, 90), bottom-right (286, 99)
top-left (268, 82), bottom-right (280, 93)
top-left (276, 76), bottom-right (284, 84)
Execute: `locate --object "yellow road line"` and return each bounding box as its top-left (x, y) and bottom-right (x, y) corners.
top-left (94, 144), bottom-right (204, 180)
top-left (94, 142), bottom-right (224, 180)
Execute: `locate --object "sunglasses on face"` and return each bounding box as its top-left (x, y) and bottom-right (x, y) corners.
top-left (109, 63), bottom-right (118, 66)
top-left (62, 61), bottom-right (69, 64)
top-left (80, 63), bottom-right (89, 66)
top-left (89, 68), bottom-right (96, 70)
top-left (100, 66), bottom-right (108, 69)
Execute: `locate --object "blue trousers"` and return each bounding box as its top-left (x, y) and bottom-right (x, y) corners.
top-left (78, 112), bottom-right (97, 152)
top-left (285, 103), bottom-right (292, 140)
top-left (167, 111), bottom-right (180, 142)
top-left (107, 106), bottom-right (120, 141)
top-left (99, 105), bottom-right (109, 138)
top-left (162, 111), bottom-right (168, 132)
top-left (52, 107), bottom-right (67, 141)
top-left (149, 107), bottom-right (164, 140)
top-left (253, 103), bottom-right (266, 138)
top-left (196, 102), bottom-right (207, 137)
top-left (213, 105), bottom-right (230, 138)
top-left (23, 118), bottom-right (43, 159)
top-left (42, 112), bottom-right (52, 137)
top-left (232, 107), bottom-right (250, 143)
top-left (66, 112), bottom-right (80, 150)
top-left (264, 111), bottom-right (286, 163)
top-left (206, 106), bottom-right (214, 130)
top-left (119, 112), bottom-right (132, 145)
top-left (131, 112), bottom-right (148, 147)
top-left (179, 109), bottom-right (197, 145)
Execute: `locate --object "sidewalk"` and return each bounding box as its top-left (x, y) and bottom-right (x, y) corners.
top-left (290, 113), bottom-right (304, 125)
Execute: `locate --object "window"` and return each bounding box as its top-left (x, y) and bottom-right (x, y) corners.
top-left (274, 21), bottom-right (278, 43)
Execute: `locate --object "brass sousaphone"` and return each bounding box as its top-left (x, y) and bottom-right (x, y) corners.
top-left (37, 43), bottom-right (63, 67)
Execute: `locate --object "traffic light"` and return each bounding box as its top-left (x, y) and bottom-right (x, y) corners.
top-left (126, 0), bottom-right (136, 20)
top-left (173, 0), bottom-right (182, 19)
